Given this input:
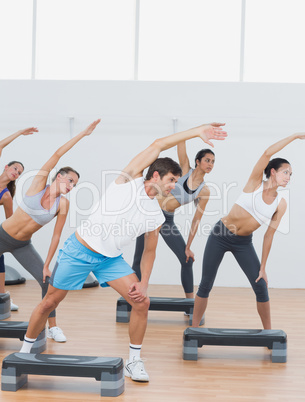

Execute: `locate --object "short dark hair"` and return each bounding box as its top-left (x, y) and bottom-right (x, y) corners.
top-left (264, 158), bottom-right (290, 179)
top-left (52, 166), bottom-right (80, 182)
top-left (195, 149), bottom-right (215, 167)
top-left (145, 157), bottom-right (182, 180)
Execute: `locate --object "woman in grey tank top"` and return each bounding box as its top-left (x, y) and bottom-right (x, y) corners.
top-left (0, 119), bottom-right (100, 342)
top-left (0, 127), bottom-right (37, 310)
top-left (132, 123), bottom-right (223, 298)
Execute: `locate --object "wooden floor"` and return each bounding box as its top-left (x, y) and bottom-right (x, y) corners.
top-left (0, 282), bottom-right (304, 401)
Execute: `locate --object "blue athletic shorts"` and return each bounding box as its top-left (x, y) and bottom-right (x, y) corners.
top-left (50, 233), bottom-right (134, 290)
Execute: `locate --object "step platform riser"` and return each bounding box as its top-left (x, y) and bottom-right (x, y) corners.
top-left (116, 297), bottom-right (204, 326)
top-left (183, 328), bottom-right (287, 363)
top-left (1, 353), bottom-right (124, 397)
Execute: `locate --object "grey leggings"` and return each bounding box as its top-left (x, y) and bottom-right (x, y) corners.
top-left (0, 224), bottom-right (55, 317)
top-left (197, 220), bottom-right (269, 302)
top-left (132, 210), bottom-right (193, 294)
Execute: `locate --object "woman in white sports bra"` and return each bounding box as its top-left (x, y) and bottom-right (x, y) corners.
top-left (0, 119), bottom-right (100, 341)
top-left (192, 132), bottom-right (305, 329)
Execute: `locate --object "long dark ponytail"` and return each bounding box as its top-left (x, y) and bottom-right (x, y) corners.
top-left (194, 149), bottom-right (215, 167)
top-left (264, 158), bottom-right (290, 179)
top-left (6, 161), bottom-right (24, 198)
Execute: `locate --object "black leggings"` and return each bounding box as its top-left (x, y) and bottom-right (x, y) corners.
top-left (0, 254), bottom-right (4, 273)
top-left (132, 210), bottom-right (193, 294)
top-left (197, 220), bottom-right (269, 303)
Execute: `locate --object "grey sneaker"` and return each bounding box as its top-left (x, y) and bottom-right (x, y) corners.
top-left (124, 358), bottom-right (149, 382)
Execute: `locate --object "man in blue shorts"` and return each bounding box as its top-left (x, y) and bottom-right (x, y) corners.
top-left (20, 121), bottom-right (227, 382)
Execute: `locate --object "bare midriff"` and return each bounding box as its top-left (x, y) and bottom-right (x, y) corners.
top-left (221, 204), bottom-right (261, 236)
top-left (2, 208), bottom-right (42, 240)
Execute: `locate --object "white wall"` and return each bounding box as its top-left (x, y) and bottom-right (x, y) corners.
top-left (0, 80), bottom-right (304, 289)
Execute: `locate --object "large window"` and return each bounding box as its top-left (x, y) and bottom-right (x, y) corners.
top-left (0, 0), bottom-right (33, 79)
top-left (0, 0), bottom-right (305, 83)
top-left (244, 0), bottom-right (305, 83)
top-left (35, 0), bottom-right (135, 80)
top-left (138, 0), bottom-right (241, 81)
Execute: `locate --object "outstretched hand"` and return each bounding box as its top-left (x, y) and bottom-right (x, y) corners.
top-left (19, 127), bottom-right (39, 136)
top-left (198, 123), bottom-right (227, 147)
top-left (83, 119), bottom-right (101, 136)
top-left (210, 122), bottom-right (226, 128)
top-left (295, 132), bottom-right (305, 140)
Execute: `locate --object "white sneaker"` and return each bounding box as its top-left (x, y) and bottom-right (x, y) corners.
top-left (5, 292), bottom-right (18, 311)
top-left (10, 299), bottom-right (19, 311)
top-left (124, 358), bottom-right (149, 382)
top-left (47, 326), bottom-right (67, 342)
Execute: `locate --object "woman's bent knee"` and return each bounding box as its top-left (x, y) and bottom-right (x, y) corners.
top-left (197, 281), bottom-right (212, 298)
top-left (253, 280), bottom-right (269, 302)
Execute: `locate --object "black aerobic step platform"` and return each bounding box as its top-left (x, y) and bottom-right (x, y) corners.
top-left (0, 321), bottom-right (46, 354)
top-left (1, 353), bottom-right (124, 397)
top-left (183, 328), bottom-right (287, 362)
top-left (116, 297), bottom-right (204, 326)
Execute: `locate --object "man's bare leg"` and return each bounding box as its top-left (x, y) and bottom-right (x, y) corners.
top-left (20, 285), bottom-right (68, 352)
top-left (108, 273), bottom-right (150, 345)
top-left (108, 273), bottom-right (150, 381)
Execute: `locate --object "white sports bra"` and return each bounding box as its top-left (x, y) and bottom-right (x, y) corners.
top-left (235, 182), bottom-right (281, 225)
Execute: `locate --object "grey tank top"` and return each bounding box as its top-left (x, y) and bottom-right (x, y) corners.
top-left (19, 185), bottom-right (61, 226)
top-left (170, 169), bottom-right (205, 206)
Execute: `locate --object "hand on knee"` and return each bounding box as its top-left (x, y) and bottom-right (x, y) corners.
top-left (131, 297), bottom-right (150, 314)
